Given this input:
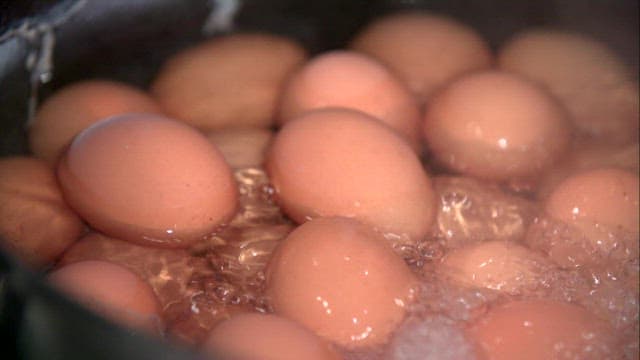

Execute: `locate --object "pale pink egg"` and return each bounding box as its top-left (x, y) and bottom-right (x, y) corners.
top-left (278, 50), bottom-right (422, 151)
top-left (266, 108), bottom-right (436, 240)
top-left (423, 70), bottom-right (571, 180)
top-left (266, 217), bottom-right (418, 348)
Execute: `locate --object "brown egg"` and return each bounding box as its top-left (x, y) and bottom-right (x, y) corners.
top-left (545, 168), bottom-right (639, 235)
top-left (278, 50), bottom-right (422, 151)
top-left (423, 70), bottom-right (571, 180)
top-left (207, 127), bottom-right (272, 168)
top-left (467, 300), bottom-right (619, 359)
top-left (203, 313), bottom-right (341, 360)
top-left (28, 80), bottom-right (162, 166)
top-left (266, 108), bottom-right (436, 240)
top-left (266, 217), bottom-right (418, 348)
top-left (438, 241), bottom-right (553, 295)
top-left (151, 33), bottom-right (307, 131)
top-left (48, 260), bottom-right (163, 335)
top-left (350, 11), bottom-right (492, 101)
top-left (57, 114), bottom-right (238, 247)
top-left (537, 141), bottom-right (639, 199)
top-left (0, 156), bottom-right (84, 267)
top-left (499, 29), bottom-right (639, 144)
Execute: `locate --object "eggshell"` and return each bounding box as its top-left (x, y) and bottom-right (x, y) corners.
top-left (57, 114), bottom-right (238, 247)
top-left (0, 156), bottom-right (84, 267)
top-left (438, 241), bottom-right (553, 295)
top-left (151, 33), bottom-right (307, 131)
top-left (278, 50), bottom-right (422, 151)
top-left (207, 127), bottom-right (272, 168)
top-left (266, 108), bottom-right (436, 240)
top-left (266, 217), bottom-right (418, 348)
top-left (545, 168), bottom-right (639, 235)
top-left (28, 80), bottom-right (162, 165)
top-left (48, 260), bottom-right (163, 334)
top-left (423, 70), bottom-right (571, 180)
top-left (467, 300), bottom-right (619, 360)
top-left (350, 11), bottom-right (492, 101)
top-left (203, 313), bottom-right (341, 360)
top-left (499, 29), bottom-right (639, 144)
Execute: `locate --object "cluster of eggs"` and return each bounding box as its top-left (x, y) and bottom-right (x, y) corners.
top-left (0, 10), bottom-right (638, 360)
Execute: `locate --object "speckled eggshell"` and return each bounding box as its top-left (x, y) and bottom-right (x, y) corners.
top-left (57, 114), bottom-right (238, 248)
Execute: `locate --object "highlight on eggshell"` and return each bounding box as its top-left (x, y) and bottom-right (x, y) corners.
top-left (266, 108), bottom-right (436, 240)
top-left (266, 217), bottom-right (418, 348)
top-left (350, 11), bottom-right (492, 101)
top-left (57, 114), bottom-right (238, 248)
top-left (28, 80), bottom-right (163, 166)
top-left (277, 50), bottom-right (422, 151)
top-left (151, 32), bottom-right (308, 131)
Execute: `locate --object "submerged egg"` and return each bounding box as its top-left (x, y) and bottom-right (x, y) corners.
top-left (28, 80), bottom-right (162, 166)
top-left (499, 29), bottom-right (639, 144)
top-left (423, 70), bottom-right (571, 180)
top-left (350, 11), bottom-right (492, 101)
top-left (57, 114), bottom-right (238, 247)
top-left (438, 241), bottom-right (553, 295)
top-left (278, 50), bottom-right (422, 150)
top-left (48, 260), bottom-right (163, 334)
top-left (266, 108), bottom-right (436, 240)
top-left (151, 32), bottom-right (307, 131)
top-left (203, 313), bottom-right (341, 360)
top-left (467, 299), bottom-right (619, 359)
top-left (0, 157), bottom-right (85, 267)
top-left (266, 217), bottom-right (418, 348)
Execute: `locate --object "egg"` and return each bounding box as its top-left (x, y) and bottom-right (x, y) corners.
top-left (151, 33), bottom-right (307, 131)
top-left (350, 11), bottom-right (492, 101)
top-left (438, 241), bottom-right (553, 295)
top-left (266, 108), bottom-right (436, 240)
top-left (266, 217), bottom-right (418, 348)
top-left (537, 141), bottom-right (639, 199)
top-left (48, 260), bottom-right (163, 335)
top-left (0, 156), bottom-right (85, 267)
top-left (203, 313), bottom-right (341, 360)
top-left (57, 114), bottom-right (238, 247)
top-left (545, 168), bottom-right (639, 235)
top-left (467, 300), bottom-right (619, 359)
top-left (28, 80), bottom-right (162, 166)
top-left (537, 168), bottom-right (640, 268)
top-left (423, 70), bottom-right (571, 180)
top-left (278, 50), bottom-right (422, 151)
top-left (499, 29), bottom-right (639, 144)
top-left (207, 127), bottom-right (273, 168)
